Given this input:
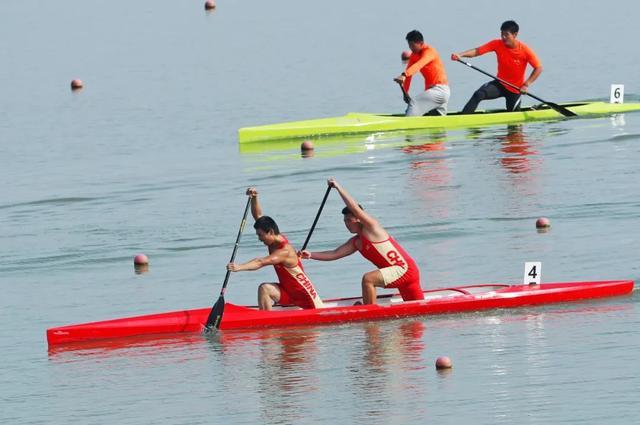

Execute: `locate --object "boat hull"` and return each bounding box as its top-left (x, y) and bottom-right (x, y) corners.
top-left (46, 280), bottom-right (634, 346)
top-left (238, 102), bottom-right (640, 143)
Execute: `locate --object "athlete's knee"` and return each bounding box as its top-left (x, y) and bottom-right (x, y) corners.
top-left (258, 283), bottom-right (273, 296)
top-left (361, 276), bottom-right (372, 289)
top-left (361, 273), bottom-right (375, 288)
top-left (362, 271), bottom-right (384, 289)
top-left (471, 88), bottom-right (488, 101)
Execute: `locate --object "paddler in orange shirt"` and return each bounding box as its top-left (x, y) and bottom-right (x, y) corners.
top-left (227, 188), bottom-right (324, 311)
top-left (394, 30), bottom-right (450, 116)
top-left (451, 20), bottom-right (543, 114)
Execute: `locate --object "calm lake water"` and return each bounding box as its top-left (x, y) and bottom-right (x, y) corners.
top-left (2, 0), bottom-right (640, 424)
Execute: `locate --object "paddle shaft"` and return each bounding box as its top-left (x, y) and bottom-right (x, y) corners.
top-left (219, 196), bottom-right (252, 296)
top-left (397, 81), bottom-right (412, 105)
top-left (301, 185), bottom-right (332, 251)
top-left (204, 196), bottom-right (252, 330)
top-left (455, 58), bottom-right (577, 117)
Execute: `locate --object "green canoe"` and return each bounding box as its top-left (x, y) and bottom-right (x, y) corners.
top-left (238, 101), bottom-right (640, 143)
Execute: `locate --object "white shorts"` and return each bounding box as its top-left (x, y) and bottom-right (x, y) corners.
top-left (406, 84), bottom-right (450, 116)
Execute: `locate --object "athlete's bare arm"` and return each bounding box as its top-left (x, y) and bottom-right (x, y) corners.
top-left (228, 247), bottom-right (293, 272)
top-left (328, 178), bottom-right (387, 241)
top-left (299, 238), bottom-right (357, 261)
top-left (521, 66), bottom-right (543, 93)
top-left (451, 48), bottom-right (479, 61)
top-left (246, 187), bottom-right (262, 220)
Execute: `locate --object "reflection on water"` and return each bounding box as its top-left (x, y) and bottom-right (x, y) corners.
top-left (213, 327), bottom-right (321, 424)
top-left (255, 329), bottom-right (320, 424)
top-left (349, 320), bottom-right (428, 422)
top-left (215, 321), bottom-right (430, 424)
top-left (401, 131), bottom-right (453, 221)
top-left (465, 124), bottom-right (539, 175)
top-left (361, 320), bottom-right (426, 371)
top-left (43, 298), bottom-right (638, 424)
top-left (134, 263), bottom-right (149, 274)
top-left (47, 333), bottom-right (200, 358)
top-left (497, 124), bottom-right (538, 175)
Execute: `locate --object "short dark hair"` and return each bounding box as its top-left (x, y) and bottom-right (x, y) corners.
top-left (500, 20), bottom-right (519, 34)
top-left (254, 216), bottom-right (280, 234)
top-left (342, 204), bottom-right (364, 216)
top-left (405, 30), bottom-right (424, 43)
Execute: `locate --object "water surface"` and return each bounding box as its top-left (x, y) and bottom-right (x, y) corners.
top-left (2, 0), bottom-right (640, 424)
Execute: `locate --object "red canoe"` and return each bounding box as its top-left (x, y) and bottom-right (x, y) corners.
top-left (46, 280), bottom-right (634, 346)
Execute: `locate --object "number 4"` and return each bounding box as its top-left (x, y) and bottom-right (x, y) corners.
top-left (523, 262), bottom-right (542, 285)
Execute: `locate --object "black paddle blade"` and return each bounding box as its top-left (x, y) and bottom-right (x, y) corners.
top-left (544, 101), bottom-right (577, 117)
top-left (204, 295), bottom-right (225, 331)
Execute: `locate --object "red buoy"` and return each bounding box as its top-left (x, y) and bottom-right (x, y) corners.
top-left (70, 79), bottom-right (84, 90)
top-left (435, 356), bottom-right (452, 369)
top-left (536, 217), bottom-right (551, 229)
top-left (134, 254), bottom-right (149, 265)
top-left (301, 140), bottom-right (315, 158)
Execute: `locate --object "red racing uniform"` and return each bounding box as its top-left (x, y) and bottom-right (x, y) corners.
top-left (351, 234), bottom-right (424, 301)
top-left (273, 235), bottom-right (323, 309)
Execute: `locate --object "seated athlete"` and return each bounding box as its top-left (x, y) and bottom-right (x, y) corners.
top-left (227, 187), bottom-right (324, 310)
top-left (300, 178), bottom-right (424, 305)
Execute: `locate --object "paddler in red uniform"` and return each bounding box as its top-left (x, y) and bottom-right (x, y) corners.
top-left (300, 178), bottom-right (424, 305)
top-left (227, 188), bottom-right (324, 310)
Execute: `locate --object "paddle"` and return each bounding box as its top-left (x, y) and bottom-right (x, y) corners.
top-left (397, 81), bottom-right (412, 105)
top-left (301, 185), bottom-right (332, 251)
top-left (204, 196), bottom-right (252, 331)
top-left (455, 58), bottom-right (577, 117)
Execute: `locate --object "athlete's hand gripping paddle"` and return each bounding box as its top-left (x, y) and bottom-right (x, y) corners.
top-left (205, 196), bottom-right (252, 331)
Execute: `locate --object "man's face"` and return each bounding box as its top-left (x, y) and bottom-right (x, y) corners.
top-left (500, 31), bottom-right (518, 47)
top-left (343, 214), bottom-right (360, 234)
top-left (256, 229), bottom-right (275, 245)
top-left (407, 40), bottom-right (422, 54)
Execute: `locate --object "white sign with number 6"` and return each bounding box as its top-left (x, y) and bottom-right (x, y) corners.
top-left (610, 84), bottom-right (624, 104)
top-left (524, 262), bottom-right (542, 285)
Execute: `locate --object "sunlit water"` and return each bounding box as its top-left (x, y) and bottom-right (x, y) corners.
top-left (2, 0), bottom-right (640, 424)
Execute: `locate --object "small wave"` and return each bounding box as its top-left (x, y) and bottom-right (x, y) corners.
top-left (0, 197), bottom-right (98, 211)
top-left (608, 133), bottom-right (640, 142)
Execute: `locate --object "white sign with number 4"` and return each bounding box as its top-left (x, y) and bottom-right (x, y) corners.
top-left (610, 84), bottom-right (624, 104)
top-left (524, 262), bottom-right (542, 285)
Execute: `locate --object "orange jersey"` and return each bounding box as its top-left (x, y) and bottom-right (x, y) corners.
top-left (403, 44), bottom-right (448, 92)
top-left (477, 39), bottom-right (541, 93)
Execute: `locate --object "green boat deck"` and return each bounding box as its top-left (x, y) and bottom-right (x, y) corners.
top-left (238, 101), bottom-right (640, 144)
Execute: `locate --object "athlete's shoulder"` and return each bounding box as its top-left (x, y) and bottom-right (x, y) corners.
top-left (478, 39), bottom-right (501, 54)
top-left (518, 40), bottom-right (542, 64)
top-left (517, 40), bottom-right (536, 53)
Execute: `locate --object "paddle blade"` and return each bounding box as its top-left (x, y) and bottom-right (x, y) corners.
top-left (204, 295), bottom-right (225, 331)
top-left (543, 101), bottom-right (577, 117)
